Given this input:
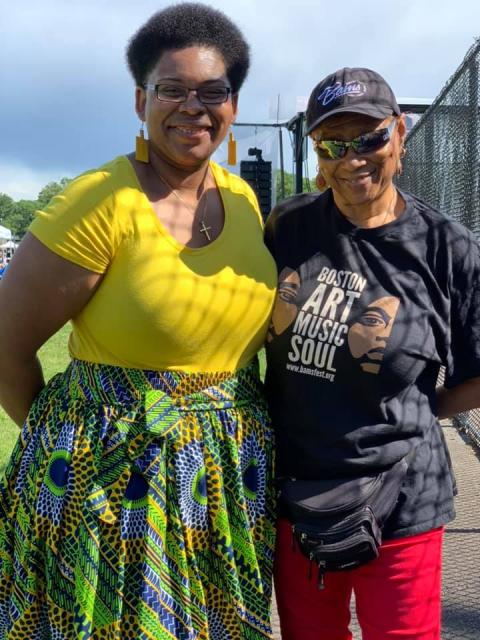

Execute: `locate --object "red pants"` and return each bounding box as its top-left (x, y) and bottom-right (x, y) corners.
top-left (274, 518), bottom-right (443, 640)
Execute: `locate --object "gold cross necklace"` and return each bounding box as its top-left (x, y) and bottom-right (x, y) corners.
top-left (150, 164), bottom-right (212, 241)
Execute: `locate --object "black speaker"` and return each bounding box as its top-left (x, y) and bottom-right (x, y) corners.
top-left (240, 158), bottom-right (272, 220)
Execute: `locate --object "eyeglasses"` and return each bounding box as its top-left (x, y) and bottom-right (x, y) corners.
top-left (313, 119), bottom-right (397, 160)
top-left (143, 83), bottom-right (232, 104)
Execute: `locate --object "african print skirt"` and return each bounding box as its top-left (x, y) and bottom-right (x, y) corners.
top-left (0, 359), bottom-right (275, 639)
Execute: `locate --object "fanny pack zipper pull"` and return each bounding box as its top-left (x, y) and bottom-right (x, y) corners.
top-left (291, 525), bottom-right (297, 552)
top-left (307, 552), bottom-right (314, 580)
top-left (317, 561), bottom-right (326, 590)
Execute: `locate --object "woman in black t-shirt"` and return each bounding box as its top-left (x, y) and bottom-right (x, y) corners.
top-left (265, 67), bottom-right (480, 640)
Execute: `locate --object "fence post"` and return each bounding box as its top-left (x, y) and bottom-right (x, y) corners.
top-left (423, 116), bottom-right (435, 207)
top-left (467, 59), bottom-right (479, 230)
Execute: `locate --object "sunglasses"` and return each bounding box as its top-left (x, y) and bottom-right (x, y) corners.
top-left (313, 119), bottom-right (397, 160)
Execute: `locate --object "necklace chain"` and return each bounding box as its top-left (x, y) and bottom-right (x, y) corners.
top-left (149, 164), bottom-right (212, 241)
top-left (345, 189), bottom-right (397, 228)
top-left (380, 189), bottom-right (397, 226)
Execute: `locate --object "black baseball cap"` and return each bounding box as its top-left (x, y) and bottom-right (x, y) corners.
top-left (305, 67), bottom-right (401, 134)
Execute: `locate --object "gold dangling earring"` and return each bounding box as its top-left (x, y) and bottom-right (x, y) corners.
top-left (135, 121), bottom-right (149, 163)
top-left (227, 129), bottom-right (237, 166)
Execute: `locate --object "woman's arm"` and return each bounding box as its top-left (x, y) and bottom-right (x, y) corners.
top-left (0, 233), bottom-right (102, 426)
top-left (436, 377), bottom-right (480, 420)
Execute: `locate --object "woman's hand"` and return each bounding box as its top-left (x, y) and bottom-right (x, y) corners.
top-left (0, 233), bottom-right (102, 426)
top-left (436, 377), bottom-right (480, 420)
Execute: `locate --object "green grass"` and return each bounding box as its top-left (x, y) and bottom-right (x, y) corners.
top-left (0, 324), bottom-right (71, 473)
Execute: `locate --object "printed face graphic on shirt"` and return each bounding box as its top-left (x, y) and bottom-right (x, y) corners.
top-left (347, 296), bottom-right (400, 374)
top-left (268, 267), bottom-right (300, 340)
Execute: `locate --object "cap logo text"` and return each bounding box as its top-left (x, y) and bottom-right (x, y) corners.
top-left (317, 81), bottom-right (367, 106)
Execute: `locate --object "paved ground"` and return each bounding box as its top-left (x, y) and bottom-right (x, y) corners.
top-left (271, 424), bottom-right (480, 639)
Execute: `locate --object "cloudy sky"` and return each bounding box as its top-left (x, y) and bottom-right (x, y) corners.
top-left (1, 0), bottom-right (480, 200)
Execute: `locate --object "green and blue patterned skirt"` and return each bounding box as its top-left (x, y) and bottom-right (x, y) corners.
top-left (0, 359), bottom-right (275, 639)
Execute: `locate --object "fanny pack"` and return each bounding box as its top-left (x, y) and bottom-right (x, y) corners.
top-left (279, 457), bottom-right (409, 589)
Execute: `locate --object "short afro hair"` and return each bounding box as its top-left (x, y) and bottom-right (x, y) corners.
top-left (126, 3), bottom-right (250, 93)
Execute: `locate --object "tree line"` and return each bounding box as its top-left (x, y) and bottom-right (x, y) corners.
top-left (0, 178), bottom-right (71, 240)
top-left (275, 170), bottom-right (317, 202)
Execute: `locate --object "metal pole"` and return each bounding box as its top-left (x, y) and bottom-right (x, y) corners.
top-left (278, 127), bottom-right (285, 200)
top-left (294, 114), bottom-right (304, 194)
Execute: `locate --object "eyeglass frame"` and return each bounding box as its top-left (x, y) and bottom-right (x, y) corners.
top-left (142, 83), bottom-right (233, 104)
top-left (312, 118), bottom-right (398, 161)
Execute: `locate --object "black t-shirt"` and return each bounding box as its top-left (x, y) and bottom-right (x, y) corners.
top-left (264, 188), bottom-right (480, 538)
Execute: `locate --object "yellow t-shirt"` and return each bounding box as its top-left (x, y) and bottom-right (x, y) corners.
top-left (30, 156), bottom-right (277, 372)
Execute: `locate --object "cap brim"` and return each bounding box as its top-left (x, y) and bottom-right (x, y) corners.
top-left (306, 103), bottom-right (398, 135)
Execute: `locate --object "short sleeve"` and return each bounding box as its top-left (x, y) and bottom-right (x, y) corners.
top-left (29, 168), bottom-right (118, 273)
top-left (444, 234), bottom-right (480, 387)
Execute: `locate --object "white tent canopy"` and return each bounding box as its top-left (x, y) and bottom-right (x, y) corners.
top-left (0, 225), bottom-right (12, 242)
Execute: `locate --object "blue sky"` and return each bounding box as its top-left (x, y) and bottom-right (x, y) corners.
top-left (1, 0), bottom-right (480, 200)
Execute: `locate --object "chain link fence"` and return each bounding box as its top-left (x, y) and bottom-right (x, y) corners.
top-left (397, 38), bottom-right (480, 449)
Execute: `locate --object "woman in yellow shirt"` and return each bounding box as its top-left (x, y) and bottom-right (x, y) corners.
top-left (0, 4), bottom-right (276, 639)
